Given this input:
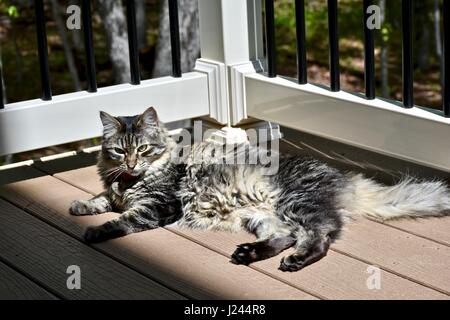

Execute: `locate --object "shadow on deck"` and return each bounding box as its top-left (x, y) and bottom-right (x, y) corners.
top-left (0, 134), bottom-right (449, 300)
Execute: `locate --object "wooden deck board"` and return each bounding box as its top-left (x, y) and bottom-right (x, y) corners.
top-left (51, 165), bottom-right (450, 299)
top-left (383, 218), bottom-right (450, 247)
top-left (168, 228), bottom-right (447, 300)
top-left (0, 175), bottom-right (313, 300)
top-left (0, 199), bottom-right (183, 300)
top-left (333, 219), bottom-right (450, 294)
top-left (0, 261), bottom-right (58, 300)
top-left (2, 161), bottom-right (449, 299)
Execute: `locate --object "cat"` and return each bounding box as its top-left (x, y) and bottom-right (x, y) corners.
top-left (70, 107), bottom-right (185, 242)
top-left (70, 107), bottom-right (450, 271)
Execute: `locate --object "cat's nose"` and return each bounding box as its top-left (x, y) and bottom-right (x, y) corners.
top-left (127, 163), bottom-right (136, 170)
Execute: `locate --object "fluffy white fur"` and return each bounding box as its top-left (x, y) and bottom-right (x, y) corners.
top-left (340, 174), bottom-right (450, 221)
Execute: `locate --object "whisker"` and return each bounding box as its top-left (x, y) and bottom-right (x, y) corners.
top-left (111, 168), bottom-right (125, 183)
top-left (104, 168), bottom-right (122, 178)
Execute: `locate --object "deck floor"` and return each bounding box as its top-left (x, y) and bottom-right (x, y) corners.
top-left (0, 150), bottom-right (449, 300)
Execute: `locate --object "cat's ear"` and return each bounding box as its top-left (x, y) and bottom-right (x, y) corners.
top-left (100, 111), bottom-right (122, 138)
top-left (136, 106), bottom-right (159, 128)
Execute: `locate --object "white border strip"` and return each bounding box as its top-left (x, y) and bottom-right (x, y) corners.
top-left (0, 128), bottom-right (188, 171)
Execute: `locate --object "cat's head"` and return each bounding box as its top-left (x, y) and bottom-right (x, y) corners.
top-left (98, 107), bottom-right (172, 182)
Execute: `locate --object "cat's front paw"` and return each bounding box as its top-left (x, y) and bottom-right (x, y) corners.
top-left (69, 200), bottom-right (96, 216)
top-left (83, 226), bottom-right (104, 243)
top-left (230, 243), bottom-right (258, 265)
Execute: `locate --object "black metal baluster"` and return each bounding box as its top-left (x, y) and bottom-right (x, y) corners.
top-left (35, 0), bottom-right (52, 100)
top-left (363, 0), bottom-right (375, 99)
top-left (168, 0), bottom-right (181, 78)
top-left (295, 0), bottom-right (307, 84)
top-left (82, 0), bottom-right (97, 92)
top-left (402, 0), bottom-right (413, 108)
top-left (126, 0), bottom-right (141, 84)
top-left (328, 0), bottom-right (340, 91)
top-left (265, 0), bottom-right (277, 77)
top-left (444, 0), bottom-right (450, 116)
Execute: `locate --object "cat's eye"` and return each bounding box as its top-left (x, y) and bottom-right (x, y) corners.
top-left (114, 148), bottom-right (125, 155)
top-left (137, 145), bottom-right (150, 153)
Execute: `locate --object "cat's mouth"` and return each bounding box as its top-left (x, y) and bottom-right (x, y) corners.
top-left (120, 171), bottom-right (141, 182)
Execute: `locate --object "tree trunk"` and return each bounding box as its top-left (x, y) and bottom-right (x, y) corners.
top-left (379, 0), bottom-right (389, 98)
top-left (50, 0), bottom-right (82, 91)
top-left (152, 0), bottom-right (200, 78)
top-left (415, 0), bottom-right (431, 71)
top-left (98, 0), bottom-right (130, 84)
top-left (11, 21), bottom-right (24, 84)
top-left (136, 0), bottom-right (146, 49)
top-left (434, 0), bottom-right (443, 86)
top-left (0, 45), bottom-right (11, 164)
top-left (68, 0), bottom-right (84, 52)
top-left (0, 50), bottom-right (6, 105)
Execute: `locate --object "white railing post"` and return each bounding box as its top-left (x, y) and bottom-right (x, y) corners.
top-left (247, 0), bottom-right (265, 69)
top-left (195, 0), bottom-right (257, 126)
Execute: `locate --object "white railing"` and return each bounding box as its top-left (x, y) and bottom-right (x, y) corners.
top-left (0, 73), bottom-right (208, 155)
top-left (1, 0), bottom-right (450, 174)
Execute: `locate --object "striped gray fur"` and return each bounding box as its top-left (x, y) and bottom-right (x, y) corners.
top-left (70, 107), bottom-right (184, 243)
top-left (70, 107), bottom-right (450, 271)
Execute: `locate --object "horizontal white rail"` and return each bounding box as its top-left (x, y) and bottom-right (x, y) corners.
top-left (245, 73), bottom-right (450, 173)
top-left (0, 72), bottom-right (209, 156)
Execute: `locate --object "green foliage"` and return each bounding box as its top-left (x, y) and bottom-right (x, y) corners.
top-left (6, 5), bottom-right (19, 17)
top-left (274, 0), bottom-right (329, 70)
top-left (274, 0), bottom-right (367, 73)
top-left (0, 0), bottom-right (20, 18)
top-left (274, 0), bottom-right (329, 44)
top-left (381, 24), bottom-right (391, 42)
top-left (304, 6), bottom-right (328, 41)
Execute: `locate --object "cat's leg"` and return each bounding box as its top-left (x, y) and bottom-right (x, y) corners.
top-left (69, 192), bottom-right (112, 216)
top-left (278, 225), bottom-right (334, 272)
top-left (83, 205), bottom-right (160, 243)
top-left (231, 235), bottom-right (296, 265)
top-left (231, 211), bottom-right (295, 265)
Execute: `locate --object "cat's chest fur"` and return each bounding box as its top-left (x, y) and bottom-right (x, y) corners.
top-left (108, 166), bottom-right (181, 211)
top-left (108, 180), bottom-right (144, 209)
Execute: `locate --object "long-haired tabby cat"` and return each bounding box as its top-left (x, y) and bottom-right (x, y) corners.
top-left (70, 107), bottom-right (450, 271)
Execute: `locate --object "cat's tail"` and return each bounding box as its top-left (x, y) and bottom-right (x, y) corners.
top-left (340, 173), bottom-right (450, 221)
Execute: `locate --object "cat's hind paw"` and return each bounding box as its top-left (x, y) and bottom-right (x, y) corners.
top-left (278, 254), bottom-right (305, 272)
